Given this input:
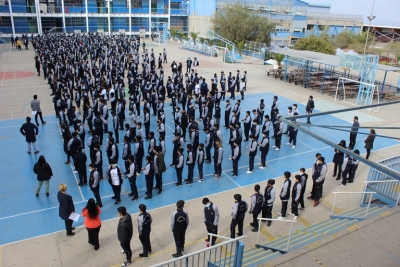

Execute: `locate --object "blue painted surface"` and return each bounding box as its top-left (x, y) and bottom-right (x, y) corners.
top-left (0, 92), bottom-right (397, 245)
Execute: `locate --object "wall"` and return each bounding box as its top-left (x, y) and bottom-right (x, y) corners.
top-left (189, 0), bottom-right (216, 17)
top-left (188, 15), bottom-right (212, 36)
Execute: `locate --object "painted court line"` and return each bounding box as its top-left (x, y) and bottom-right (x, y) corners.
top-left (0, 67), bottom-right (6, 87)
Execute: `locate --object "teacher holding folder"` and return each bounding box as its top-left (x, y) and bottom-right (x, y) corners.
top-left (58, 183), bottom-right (76, 236)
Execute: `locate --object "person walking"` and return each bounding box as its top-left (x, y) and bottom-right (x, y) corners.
top-left (57, 183), bottom-right (75, 236)
top-left (88, 163), bottom-right (102, 207)
top-left (82, 198), bottom-right (102, 251)
top-left (332, 140), bottom-right (346, 181)
top-left (262, 179), bottom-right (275, 227)
top-left (117, 206), bottom-right (134, 266)
top-left (306, 96), bottom-right (314, 124)
top-left (137, 204), bottom-right (153, 257)
top-left (364, 129), bottom-right (376, 159)
top-left (348, 116), bottom-right (359, 150)
top-left (277, 171), bottom-right (291, 219)
top-left (171, 200), bottom-right (189, 258)
top-left (31, 95), bottom-right (46, 126)
top-left (230, 194), bottom-right (248, 238)
top-left (33, 155), bottom-right (53, 197)
top-left (202, 197), bottom-right (219, 247)
top-left (20, 116), bottom-right (39, 154)
top-left (249, 184), bottom-right (263, 232)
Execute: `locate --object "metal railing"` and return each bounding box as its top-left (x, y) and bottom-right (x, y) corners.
top-left (331, 192), bottom-right (376, 219)
top-left (255, 217), bottom-right (297, 253)
top-left (150, 235), bottom-right (244, 267)
top-left (363, 180), bottom-right (400, 206)
top-left (180, 41), bottom-right (218, 57)
top-left (307, 12), bottom-right (363, 21)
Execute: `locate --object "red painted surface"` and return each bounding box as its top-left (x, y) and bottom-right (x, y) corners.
top-left (0, 71), bottom-right (36, 80)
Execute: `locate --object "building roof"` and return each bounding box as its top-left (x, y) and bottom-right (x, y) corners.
top-left (267, 48), bottom-right (400, 72)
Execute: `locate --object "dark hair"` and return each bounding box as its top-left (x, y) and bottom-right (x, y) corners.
top-left (202, 197), bottom-right (210, 204)
top-left (33, 95), bottom-right (37, 99)
top-left (318, 156), bottom-right (325, 163)
top-left (77, 146), bottom-right (82, 153)
top-left (295, 175), bottom-right (301, 181)
top-left (254, 184), bottom-right (260, 192)
top-left (38, 155), bottom-right (46, 165)
top-left (300, 167), bottom-right (305, 172)
top-left (284, 171), bottom-right (291, 178)
top-left (176, 200), bottom-right (185, 209)
top-left (26, 116), bottom-right (31, 122)
top-left (128, 155), bottom-right (135, 162)
top-left (117, 206), bottom-right (127, 215)
top-left (139, 204), bottom-right (146, 212)
top-left (85, 198), bottom-right (99, 219)
top-left (316, 153), bottom-right (321, 157)
top-left (234, 194), bottom-right (242, 202)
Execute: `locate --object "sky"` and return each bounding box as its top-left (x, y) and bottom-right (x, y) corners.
top-left (306, 0), bottom-right (400, 27)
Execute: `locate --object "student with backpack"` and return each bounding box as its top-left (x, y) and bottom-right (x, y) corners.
top-left (230, 194), bottom-right (248, 238)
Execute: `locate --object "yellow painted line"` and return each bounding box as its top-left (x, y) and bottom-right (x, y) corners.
top-left (346, 224), bottom-right (360, 232)
top-left (331, 233), bottom-right (339, 240)
top-left (297, 216), bottom-right (312, 227)
top-left (314, 257), bottom-right (326, 267)
top-left (322, 200), bottom-right (344, 214)
top-left (380, 210), bottom-right (392, 217)
top-left (307, 241), bottom-right (321, 250)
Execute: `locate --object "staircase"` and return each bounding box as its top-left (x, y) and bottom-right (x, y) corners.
top-left (223, 205), bottom-right (391, 267)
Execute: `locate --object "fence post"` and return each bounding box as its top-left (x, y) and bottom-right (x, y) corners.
top-left (233, 241), bottom-right (244, 267)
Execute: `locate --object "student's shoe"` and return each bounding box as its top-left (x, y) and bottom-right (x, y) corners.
top-left (139, 253), bottom-right (148, 257)
top-left (46, 193), bottom-right (49, 197)
top-left (186, 181), bottom-right (193, 185)
top-left (158, 191), bottom-right (163, 195)
top-left (277, 216), bottom-right (286, 220)
top-left (251, 228), bottom-right (258, 232)
top-left (250, 222), bottom-right (254, 227)
top-left (339, 183), bottom-right (345, 186)
top-left (175, 183), bottom-right (181, 186)
top-left (132, 197), bottom-right (139, 201)
top-left (335, 178), bottom-right (340, 180)
top-left (136, 172), bottom-right (141, 176)
top-left (259, 166), bottom-right (265, 169)
top-left (144, 196), bottom-right (152, 199)
top-left (64, 160), bottom-right (70, 164)
top-left (257, 163), bottom-right (262, 166)
top-left (121, 250), bottom-right (125, 254)
top-left (267, 221), bottom-right (272, 227)
top-left (128, 193), bottom-right (134, 196)
top-left (205, 243), bottom-right (210, 248)
top-left (203, 238), bottom-right (209, 242)
top-left (277, 212), bottom-right (282, 216)
top-left (36, 193), bottom-right (39, 197)
top-left (66, 232), bottom-right (75, 236)
top-left (275, 148), bottom-right (280, 151)
top-left (27, 151), bottom-right (32, 154)
top-left (272, 146), bottom-right (276, 148)
top-left (293, 216), bottom-right (298, 220)
top-left (114, 200), bottom-right (121, 204)
top-left (246, 171), bottom-right (253, 174)
top-left (287, 212), bottom-right (294, 216)
top-left (299, 207), bottom-right (305, 210)
top-left (121, 260), bottom-right (131, 266)
top-left (286, 142), bottom-right (291, 145)
top-left (172, 253), bottom-right (182, 258)
top-left (197, 179), bottom-right (203, 182)
top-left (292, 145), bottom-right (296, 149)
top-left (232, 175), bottom-right (237, 177)
top-left (112, 196), bottom-right (117, 199)
top-left (313, 200), bottom-right (319, 207)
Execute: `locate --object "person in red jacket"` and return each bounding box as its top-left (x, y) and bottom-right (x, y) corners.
top-left (82, 198), bottom-right (102, 250)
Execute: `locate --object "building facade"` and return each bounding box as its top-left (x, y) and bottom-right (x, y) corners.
top-left (188, 0), bottom-right (364, 46)
top-left (0, 0), bottom-right (189, 35)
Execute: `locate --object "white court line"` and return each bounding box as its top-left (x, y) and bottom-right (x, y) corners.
top-left (56, 122), bottom-right (85, 202)
top-left (298, 140), bottom-right (315, 150)
top-left (0, 67), bottom-right (6, 87)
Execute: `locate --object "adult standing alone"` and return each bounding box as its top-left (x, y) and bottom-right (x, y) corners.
top-left (117, 206), bottom-right (134, 266)
top-left (348, 116), bottom-right (359, 150)
top-left (82, 198), bottom-right (102, 251)
top-left (364, 129), bottom-right (376, 160)
top-left (31, 95), bottom-right (46, 126)
top-left (33, 155), bottom-right (53, 197)
top-left (57, 183), bottom-right (76, 236)
top-left (20, 116), bottom-right (39, 154)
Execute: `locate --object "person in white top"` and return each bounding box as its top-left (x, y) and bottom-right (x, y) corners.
top-left (107, 159), bottom-right (124, 204)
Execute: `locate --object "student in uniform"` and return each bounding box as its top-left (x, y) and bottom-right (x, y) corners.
top-left (117, 206), bottom-right (133, 266)
top-left (76, 120), bottom-right (86, 149)
top-left (135, 135), bottom-right (145, 176)
top-left (111, 112), bottom-right (120, 144)
top-left (153, 146), bottom-right (166, 195)
top-left (107, 159), bottom-right (124, 205)
top-left (224, 100), bottom-right (231, 128)
top-left (107, 137), bottom-right (119, 164)
top-left (171, 200), bottom-right (189, 258)
top-left (231, 141), bottom-right (240, 177)
top-left (175, 148), bottom-right (184, 186)
top-left (242, 111), bottom-right (251, 141)
top-left (202, 197), bottom-right (219, 247)
top-left (74, 146), bottom-right (88, 186)
top-left (308, 153), bottom-right (322, 201)
top-left (312, 157), bottom-right (327, 207)
top-left (122, 136), bottom-right (132, 173)
top-left (249, 184), bottom-right (263, 232)
top-left (126, 155), bottom-right (138, 201)
top-left (197, 143), bottom-right (204, 182)
top-left (348, 149), bottom-right (360, 183)
top-left (262, 179), bottom-right (275, 227)
top-left (185, 144), bottom-right (195, 185)
top-left (88, 164), bottom-right (102, 207)
top-left (258, 131), bottom-right (269, 169)
top-left (277, 171), bottom-right (291, 219)
top-left (137, 204), bottom-right (152, 257)
top-left (333, 140), bottom-right (346, 180)
top-left (94, 144), bottom-right (103, 180)
top-left (299, 168), bottom-right (308, 209)
top-left (213, 139), bottom-right (223, 180)
top-left (230, 194), bottom-right (248, 238)
top-left (272, 116), bottom-right (283, 151)
top-left (247, 134), bottom-right (257, 174)
top-left (142, 155), bottom-right (154, 199)
top-left (288, 175), bottom-right (301, 220)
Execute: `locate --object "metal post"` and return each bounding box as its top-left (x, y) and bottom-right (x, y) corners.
top-left (364, 192), bottom-right (373, 218)
top-left (128, 0), bottom-right (131, 34)
top-left (331, 193), bottom-right (337, 216)
top-left (85, 0), bottom-right (89, 33)
top-left (9, 0), bottom-right (15, 36)
top-left (286, 221), bottom-right (294, 252)
top-left (363, 0), bottom-right (376, 55)
top-left (107, 0), bottom-right (111, 33)
top-left (61, 0), bottom-right (66, 33)
top-left (233, 241), bottom-right (244, 267)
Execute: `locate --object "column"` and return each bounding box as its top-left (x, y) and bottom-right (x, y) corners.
top-left (85, 0), bottom-right (89, 32)
top-left (61, 0), bottom-right (66, 33)
top-left (108, 0), bottom-right (111, 33)
top-left (8, 0), bottom-right (15, 35)
top-left (128, 0), bottom-right (131, 34)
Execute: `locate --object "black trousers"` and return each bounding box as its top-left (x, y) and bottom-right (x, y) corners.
top-left (230, 218), bottom-right (244, 238)
top-left (78, 170), bottom-right (87, 184)
top-left (95, 127), bottom-right (103, 145)
top-left (249, 154), bottom-right (255, 171)
top-left (260, 149), bottom-right (268, 167)
top-left (176, 167), bottom-right (183, 184)
top-left (155, 173), bottom-right (163, 192)
top-left (205, 145), bottom-right (212, 161)
top-left (129, 177), bottom-right (138, 198)
top-left (281, 201), bottom-right (288, 217)
top-left (187, 164), bottom-right (194, 182)
top-left (232, 158), bottom-right (239, 175)
top-left (198, 163), bottom-right (203, 179)
top-left (205, 225), bottom-right (218, 246)
top-left (91, 185), bottom-right (102, 206)
top-left (224, 112), bottom-right (229, 127)
top-left (366, 148), bottom-right (371, 159)
top-left (299, 191), bottom-right (305, 208)
top-left (275, 133), bottom-right (282, 148)
top-left (349, 132), bottom-right (357, 149)
top-left (230, 89), bottom-right (235, 99)
top-left (333, 162), bottom-right (343, 179)
top-left (314, 181), bottom-right (323, 201)
top-left (111, 184), bottom-right (121, 201)
top-left (244, 125), bottom-right (250, 140)
top-left (145, 175), bottom-right (153, 197)
top-left (240, 91), bottom-right (244, 100)
top-left (120, 241), bottom-right (132, 261)
top-left (252, 212), bottom-right (261, 230)
top-left (87, 226), bottom-right (101, 249)
top-left (262, 204), bottom-right (273, 221)
top-left (139, 231), bottom-right (152, 254)
top-left (291, 200), bottom-right (299, 216)
top-left (306, 110), bottom-right (312, 123)
top-left (114, 129), bottom-right (119, 143)
top-left (173, 230), bottom-right (186, 254)
top-left (35, 112), bottom-right (45, 125)
top-left (64, 219), bottom-right (74, 234)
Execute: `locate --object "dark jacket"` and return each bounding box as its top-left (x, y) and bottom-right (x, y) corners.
top-left (58, 191), bottom-right (75, 220)
top-left (74, 152), bottom-right (87, 172)
top-left (20, 122), bottom-right (38, 142)
top-left (33, 162), bottom-right (53, 181)
top-left (117, 213), bottom-right (133, 244)
top-left (364, 134), bottom-right (376, 149)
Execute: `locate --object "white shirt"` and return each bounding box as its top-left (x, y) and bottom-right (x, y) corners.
top-left (110, 168), bottom-right (120, 185)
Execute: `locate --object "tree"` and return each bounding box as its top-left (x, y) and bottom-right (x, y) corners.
top-left (235, 40), bottom-right (245, 56)
top-left (189, 32), bottom-right (199, 44)
top-left (177, 32), bottom-right (188, 42)
top-left (384, 40), bottom-right (400, 64)
top-left (274, 53), bottom-right (285, 68)
top-left (294, 36), bottom-right (335, 55)
top-left (198, 37), bottom-right (205, 45)
top-left (169, 29), bottom-right (179, 40)
top-left (211, 3), bottom-right (275, 45)
top-left (334, 31), bottom-right (357, 49)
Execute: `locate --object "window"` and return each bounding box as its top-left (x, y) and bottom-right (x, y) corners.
top-left (0, 0), bottom-right (8, 6)
top-left (0, 16), bottom-right (11, 26)
top-left (64, 0), bottom-right (83, 7)
top-left (130, 0), bottom-right (142, 8)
